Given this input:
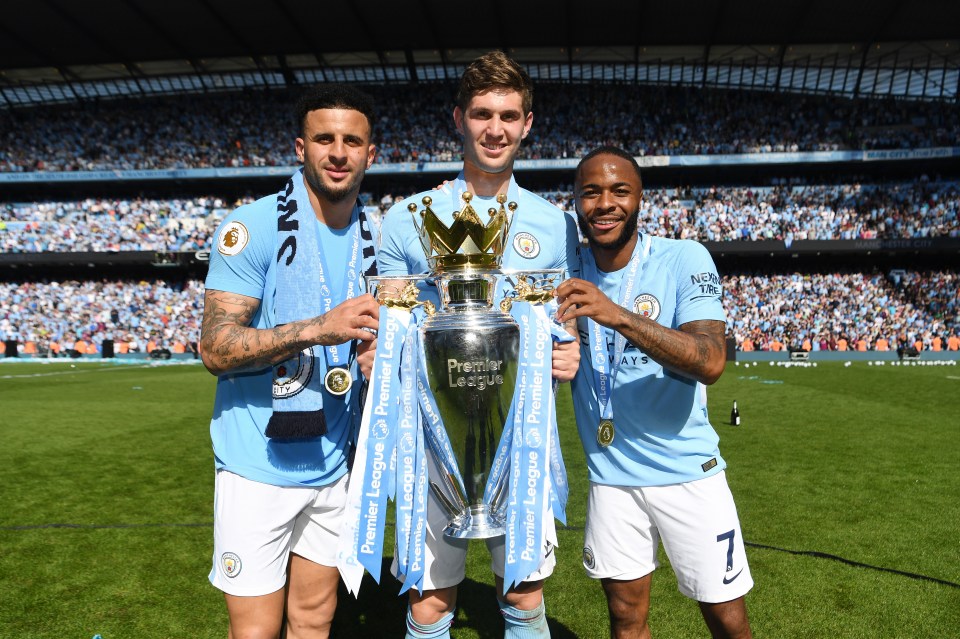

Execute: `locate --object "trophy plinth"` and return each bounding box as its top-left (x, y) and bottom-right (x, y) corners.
top-left (447, 504), bottom-right (506, 540)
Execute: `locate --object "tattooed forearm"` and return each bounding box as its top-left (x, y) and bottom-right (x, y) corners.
top-left (614, 309), bottom-right (726, 384)
top-left (200, 290), bottom-right (328, 376)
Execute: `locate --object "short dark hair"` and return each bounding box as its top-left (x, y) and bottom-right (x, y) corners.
top-left (456, 51), bottom-right (534, 114)
top-left (576, 146), bottom-right (643, 186)
top-left (295, 84), bottom-right (376, 138)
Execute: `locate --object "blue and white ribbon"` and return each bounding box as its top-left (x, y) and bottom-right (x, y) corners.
top-left (337, 306), bottom-right (409, 595)
top-left (396, 326), bottom-right (429, 594)
top-left (502, 301), bottom-right (554, 592)
top-left (582, 234), bottom-right (651, 423)
top-left (415, 348), bottom-right (465, 493)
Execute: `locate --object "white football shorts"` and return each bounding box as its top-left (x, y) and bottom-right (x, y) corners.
top-left (391, 455), bottom-right (557, 591)
top-left (209, 469), bottom-right (349, 597)
top-left (582, 471), bottom-right (753, 603)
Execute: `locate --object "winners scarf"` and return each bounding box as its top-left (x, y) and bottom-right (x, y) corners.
top-left (265, 170), bottom-right (377, 440)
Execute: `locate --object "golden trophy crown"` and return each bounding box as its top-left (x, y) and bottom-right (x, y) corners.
top-left (408, 192), bottom-right (516, 272)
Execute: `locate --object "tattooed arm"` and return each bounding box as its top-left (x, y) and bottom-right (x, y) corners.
top-left (555, 278), bottom-right (725, 385)
top-left (610, 314), bottom-right (725, 385)
top-left (199, 289), bottom-right (380, 377)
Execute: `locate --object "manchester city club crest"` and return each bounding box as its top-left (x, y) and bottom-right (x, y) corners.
top-left (217, 221), bottom-right (249, 256)
top-left (633, 293), bottom-right (661, 321)
top-left (221, 552), bottom-right (242, 578)
top-left (583, 546), bottom-right (596, 570)
top-left (272, 348), bottom-right (314, 399)
top-left (512, 231), bottom-right (540, 259)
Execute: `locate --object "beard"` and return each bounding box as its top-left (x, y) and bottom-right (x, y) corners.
top-left (303, 163), bottom-right (361, 204)
top-left (578, 208), bottom-right (639, 253)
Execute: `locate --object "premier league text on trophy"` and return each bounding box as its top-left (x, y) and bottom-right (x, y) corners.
top-left (446, 357), bottom-right (506, 389)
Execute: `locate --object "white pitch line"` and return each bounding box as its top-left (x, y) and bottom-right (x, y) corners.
top-left (0, 364), bottom-right (155, 380)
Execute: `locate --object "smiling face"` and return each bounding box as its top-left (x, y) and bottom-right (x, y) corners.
top-left (295, 107), bottom-right (376, 206)
top-left (575, 153), bottom-right (643, 268)
top-left (454, 89), bottom-right (532, 179)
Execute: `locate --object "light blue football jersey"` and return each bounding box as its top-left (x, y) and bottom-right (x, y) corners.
top-left (571, 234), bottom-right (728, 486)
top-left (204, 184), bottom-right (368, 487)
top-left (377, 173), bottom-right (580, 304)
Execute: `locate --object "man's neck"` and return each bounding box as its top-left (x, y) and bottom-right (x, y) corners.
top-left (592, 234), bottom-right (639, 273)
top-left (304, 177), bottom-right (356, 229)
top-left (314, 204), bottom-right (355, 229)
top-left (462, 162), bottom-right (513, 198)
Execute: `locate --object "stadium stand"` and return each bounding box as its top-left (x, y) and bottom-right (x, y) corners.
top-left (2, 179), bottom-right (958, 255)
top-left (3, 269), bottom-right (956, 357)
top-left (1, 85), bottom-right (959, 172)
top-left (1, 4), bottom-right (958, 360)
top-left (0, 279), bottom-right (203, 359)
top-left (723, 270), bottom-right (959, 353)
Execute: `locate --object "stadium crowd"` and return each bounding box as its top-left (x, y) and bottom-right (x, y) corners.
top-left (492, 178), bottom-right (960, 242)
top-left (2, 83), bottom-right (957, 357)
top-left (0, 196), bottom-right (249, 253)
top-left (1, 84), bottom-right (959, 172)
top-left (724, 270), bottom-right (959, 353)
top-left (0, 279), bottom-right (203, 358)
top-left (1, 270), bottom-right (956, 356)
top-left (2, 179), bottom-right (958, 253)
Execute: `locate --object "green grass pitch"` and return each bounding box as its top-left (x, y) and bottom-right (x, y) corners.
top-left (1, 359), bottom-right (958, 638)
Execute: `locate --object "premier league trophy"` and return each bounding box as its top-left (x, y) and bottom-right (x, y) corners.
top-left (408, 193), bottom-right (521, 538)
top-left (368, 192), bottom-right (529, 538)
top-left (339, 192), bottom-right (564, 595)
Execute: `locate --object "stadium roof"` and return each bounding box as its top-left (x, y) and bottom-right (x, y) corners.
top-left (1, 0), bottom-right (958, 103)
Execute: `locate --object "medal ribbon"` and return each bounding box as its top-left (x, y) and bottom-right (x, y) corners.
top-left (315, 207), bottom-right (362, 377)
top-left (582, 235), bottom-right (652, 423)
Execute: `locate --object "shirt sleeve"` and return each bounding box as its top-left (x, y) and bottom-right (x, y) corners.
top-left (205, 204), bottom-right (273, 300)
top-left (562, 212), bottom-right (582, 279)
top-left (377, 201), bottom-right (417, 276)
top-left (674, 240), bottom-right (726, 326)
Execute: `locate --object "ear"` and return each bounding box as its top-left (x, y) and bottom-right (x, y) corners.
top-left (295, 137), bottom-right (305, 163)
top-left (366, 144), bottom-right (377, 169)
top-left (521, 111), bottom-right (533, 140)
top-left (453, 106), bottom-right (464, 135)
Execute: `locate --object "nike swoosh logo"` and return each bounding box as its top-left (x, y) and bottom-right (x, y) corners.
top-left (722, 568), bottom-right (743, 585)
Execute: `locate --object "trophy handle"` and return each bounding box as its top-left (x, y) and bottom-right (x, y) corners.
top-left (497, 268), bottom-right (566, 311)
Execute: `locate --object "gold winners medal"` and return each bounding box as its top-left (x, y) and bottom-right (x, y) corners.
top-left (597, 419), bottom-right (615, 447)
top-left (324, 367), bottom-right (352, 396)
